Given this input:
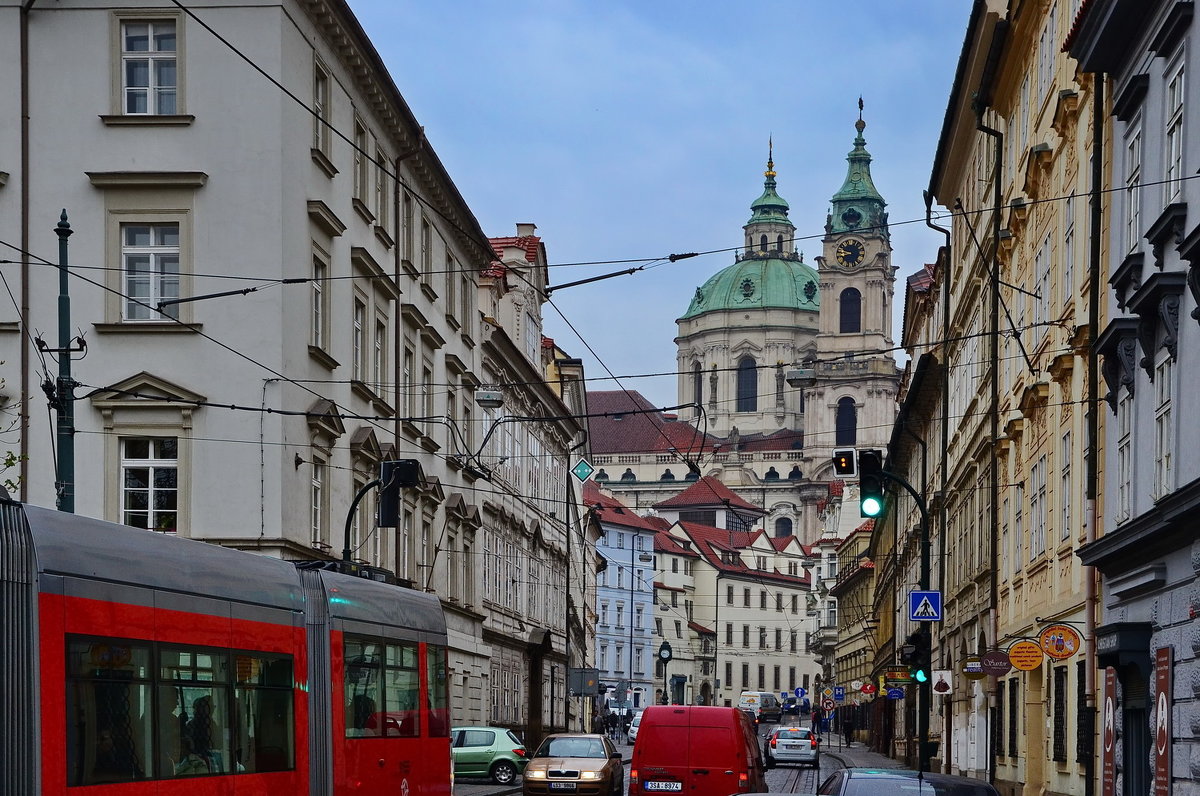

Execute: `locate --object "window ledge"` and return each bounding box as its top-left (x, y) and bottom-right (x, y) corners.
top-left (400, 258), bottom-right (419, 279)
top-left (352, 197), bottom-right (376, 227)
top-left (308, 345), bottom-right (339, 370)
top-left (93, 322), bottom-right (200, 333)
top-left (374, 224), bottom-right (395, 250)
top-left (311, 148), bottom-right (338, 178)
top-left (100, 114), bottom-right (195, 126)
top-left (351, 379), bottom-right (381, 404)
top-left (420, 280), bottom-right (438, 303)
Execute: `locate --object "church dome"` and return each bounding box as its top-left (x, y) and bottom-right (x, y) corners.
top-left (680, 149), bottom-right (819, 320)
top-left (679, 255), bottom-right (819, 319)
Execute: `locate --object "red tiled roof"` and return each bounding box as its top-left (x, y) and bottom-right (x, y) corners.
top-left (645, 515), bottom-right (673, 531)
top-left (676, 521), bottom-right (809, 586)
top-left (655, 531), bottom-right (700, 557)
top-left (489, 235), bottom-right (540, 263)
top-left (1061, 0), bottom-right (1095, 52)
top-left (584, 481), bottom-right (659, 531)
top-left (587, 390), bottom-right (718, 455)
top-left (688, 621), bottom-right (715, 635)
top-left (652, 476), bottom-right (764, 513)
top-left (828, 480), bottom-right (844, 497)
top-left (855, 519), bottom-right (876, 533)
top-left (654, 581), bottom-right (686, 592)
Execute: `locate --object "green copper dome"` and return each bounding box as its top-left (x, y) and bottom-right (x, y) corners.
top-left (680, 256), bottom-right (820, 320)
top-left (681, 150), bottom-right (819, 320)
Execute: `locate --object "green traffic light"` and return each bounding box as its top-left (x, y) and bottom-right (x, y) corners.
top-left (861, 495), bottom-right (883, 517)
top-left (913, 668), bottom-right (928, 683)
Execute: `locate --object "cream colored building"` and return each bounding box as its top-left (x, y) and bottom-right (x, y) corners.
top-left (919, 1), bottom-right (1105, 792)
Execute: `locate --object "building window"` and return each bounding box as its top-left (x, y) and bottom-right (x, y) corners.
top-left (1154, 352), bottom-right (1174, 498)
top-left (1117, 390), bottom-right (1132, 522)
top-left (674, 620), bottom-right (682, 639)
top-left (352, 298), bottom-right (366, 381)
top-left (122, 224), bottom-right (179, 320)
top-left (789, 631), bottom-right (797, 653)
top-left (121, 20), bottom-right (177, 115)
top-left (757, 665), bottom-right (765, 690)
top-left (310, 459), bottom-right (327, 547)
top-left (1063, 196), bottom-right (1075, 298)
top-left (835, 397), bottom-right (857, 445)
top-left (826, 600), bottom-right (837, 627)
top-left (375, 147), bottom-right (389, 229)
top-left (774, 628), bottom-right (781, 650)
top-left (1034, 235), bottom-right (1051, 346)
top-left (420, 219), bottom-right (432, 278)
top-left (1013, 482), bottom-right (1024, 572)
top-left (742, 625), bottom-right (749, 648)
top-left (1124, 120), bottom-right (1142, 252)
top-left (736, 356), bottom-right (757, 412)
top-left (313, 60), bottom-right (330, 155)
top-left (120, 437), bottom-right (177, 532)
top-left (1165, 55), bottom-right (1185, 202)
top-left (839, 288), bottom-right (861, 333)
top-left (743, 588), bottom-right (750, 607)
top-left (758, 627), bottom-right (767, 649)
top-left (374, 317), bottom-right (387, 401)
top-left (1030, 455), bottom-right (1046, 558)
top-left (1007, 677), bottom-right (1019, 756)
top-left (774, 517), bottom-right (792, 537)
top-left (311, 253), bottom-right (327, 350)
top-left (353, 120), bottom-right (369, 206)
top-left (741, 664), bottom-right (749, 690)
top-left (616, 601), bottom-right (625, 629)
top-left (726, 585), bottom-right (733, 605)
top-left (402, 192), bottom-right (415, 262)
top-left (759, 590), bottom-right (767, 610)
top-left (725, 623), bottom-right (733, 645)
top-left (1052, 666), bottom-right (1068, 761)
top-left (1060, 431), bottom-right (1072, 540)
top-left (773, 666), bottom-right (780, 691)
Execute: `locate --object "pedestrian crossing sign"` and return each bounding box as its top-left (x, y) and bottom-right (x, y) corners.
top-left (909, 590), bottom-right (942, 622)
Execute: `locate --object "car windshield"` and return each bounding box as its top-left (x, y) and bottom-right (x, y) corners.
top-left (535, 737), bottom-right (607, 758)
top-left (775, 729), bottom-right (811, 740)
top-left (840, 775), bottom-right (997, 796)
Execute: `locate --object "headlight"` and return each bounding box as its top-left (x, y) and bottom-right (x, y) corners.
top-left (580, 772), bottom-right (601, 780)
top-left (526, 770), bottom-right (547, 779)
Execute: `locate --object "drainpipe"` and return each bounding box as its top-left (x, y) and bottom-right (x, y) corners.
top-left (1083, 71), bottom-right (1104, 796)
top-left (923, 191), bottom-right (951, 773)
top-left (19, 0), bottom-right (38, 496)
top-left (975, 105), bottom-right (1002, 787)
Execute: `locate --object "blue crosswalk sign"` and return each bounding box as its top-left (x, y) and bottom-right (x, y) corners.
top-left (909, 590), bottom-right (942, 622)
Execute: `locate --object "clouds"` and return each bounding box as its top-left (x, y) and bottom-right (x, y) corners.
top-left (350, 0), bottom-right (972, 407)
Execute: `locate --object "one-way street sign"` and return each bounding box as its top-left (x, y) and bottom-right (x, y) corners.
top-left (909, 590), bottom-right (942, 622)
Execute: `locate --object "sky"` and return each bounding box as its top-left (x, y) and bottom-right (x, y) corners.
top-left (348, 1), bottom-right (974, 409)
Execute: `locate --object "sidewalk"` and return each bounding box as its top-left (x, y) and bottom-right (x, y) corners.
top-left (823, 739), bottom-right (910, 771)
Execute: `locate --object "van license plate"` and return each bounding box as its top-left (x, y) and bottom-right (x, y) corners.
top-left (549, 784), bottom-right (577, 791)
top-left (645, 783), bottom-right (682, 791)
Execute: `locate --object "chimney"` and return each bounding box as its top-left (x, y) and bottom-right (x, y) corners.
top-left (516, 222), bottom-right (537, 237)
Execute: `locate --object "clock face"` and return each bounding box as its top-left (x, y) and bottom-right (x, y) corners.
top-left (835, 239), bottom-right (865, 267)
top-left (658, 647), bottom-right (671, 660)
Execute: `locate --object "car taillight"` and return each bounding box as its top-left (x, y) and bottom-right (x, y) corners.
top-left (630, 769), bottom-right (639, 786)
top-left (737, 772), bottom-right (749, 791)
top-left (515, 749), bottom-right (527, 757)
top-left (769, 737), bottom-right (777, 748)
top-left (810, 737), bottom-right (818, 749)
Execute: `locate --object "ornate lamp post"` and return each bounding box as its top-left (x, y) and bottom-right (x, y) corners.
top-left (658, 641), bottom-right (673, 704)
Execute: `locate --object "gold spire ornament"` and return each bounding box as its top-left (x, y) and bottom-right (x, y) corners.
top-left (765, 135), bottom-right (776, 177)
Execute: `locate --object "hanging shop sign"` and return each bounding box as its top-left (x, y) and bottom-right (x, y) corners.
top-left (1008, 640), bottom-right (1044, 671)
top-left (1038, 624), bottom-right (1082, 660)
top-left (980, 650), bottom-right (1012, 677)
top-left (962, 655), bottom-right (986, 681)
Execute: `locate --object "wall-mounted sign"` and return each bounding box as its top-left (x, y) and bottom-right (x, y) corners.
top-left (931, 670), bottom-right (953, 695)
top-left (886, 687), bottom-right (905, 700)
top-left (1038, 624), bottom-right (1081, 660)
top-left (1008, 640), bottom-right (1043, 671)
top-left (962, 655), bottom-right (986, 681)
top-left (1155, 647), bottom-right (1173, 796)
top-left (860, 682), bottom-right (877, 695)
top-left (1102, 667), bottom-right (1115, 796)
top-left (981, 650), bottom-right (1012, 677)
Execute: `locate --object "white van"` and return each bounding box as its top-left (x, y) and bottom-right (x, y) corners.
top-left (737, 691), bottom-right (782, 723)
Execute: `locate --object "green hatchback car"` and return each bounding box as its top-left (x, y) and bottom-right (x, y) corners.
top-left (451, 726), bottom-right (529, 784)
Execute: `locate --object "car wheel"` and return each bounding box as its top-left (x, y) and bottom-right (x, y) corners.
top-left (491, 761), bottom-right (518, 785)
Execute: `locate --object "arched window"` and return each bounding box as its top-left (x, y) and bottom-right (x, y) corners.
top-left (835, 397), bottom-right (857, 445)
top-left (759, 234), bottom-right (768, 251)
top-left (774, 517), bottom-right (792, 537)
top-left (692, 362), bottom-right (703, 407)
top-left (736, 356), bottom-right (757, 412)
top-left (840, 288), bottom-right (862, 333)
top-left (776, 234), bottom-right (784, 251)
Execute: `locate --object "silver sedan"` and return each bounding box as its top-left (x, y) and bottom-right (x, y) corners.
top-left (764, 726), bottom-right (820, 768)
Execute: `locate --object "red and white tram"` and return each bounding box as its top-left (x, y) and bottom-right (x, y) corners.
top-left (0, 499), bottom-right (452, 795)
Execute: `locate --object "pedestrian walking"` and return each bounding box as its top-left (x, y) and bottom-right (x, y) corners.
top-left (843, 715), bottom-right (855, 746)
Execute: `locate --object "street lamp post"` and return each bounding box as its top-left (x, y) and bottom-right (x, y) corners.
top-left (658, 641), bottom-right (672, 704)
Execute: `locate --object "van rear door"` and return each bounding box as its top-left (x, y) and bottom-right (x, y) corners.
top-left (685, 721), bottom-right (740, 796)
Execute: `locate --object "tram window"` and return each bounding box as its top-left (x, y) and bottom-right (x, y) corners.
top-left (345, 639), bottom-right (384, 737)
top-left (66, 639), bottom-right (152, 785)
top-left (344, 636), bottom-right (421, 738)
top-left (65, 636), bottom-right (295, 783)
top-left (385, 642), bottom-right (420, 737)
top-left (426, 645), bottom-right (450, 737)
top-left (233, 653), bottom-right (296, 772)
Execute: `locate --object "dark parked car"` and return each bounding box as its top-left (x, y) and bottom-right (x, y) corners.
top-left (782, 697), bottom-right (800, 715)
top-left (817, 768), bottom-right (1001, 795)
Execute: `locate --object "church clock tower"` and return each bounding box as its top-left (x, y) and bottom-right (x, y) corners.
top-left (808, 105), bottom-right (901, 472)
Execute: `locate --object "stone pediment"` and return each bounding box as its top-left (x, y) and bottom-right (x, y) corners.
top-left (88, 371), bottom-right (206, 408)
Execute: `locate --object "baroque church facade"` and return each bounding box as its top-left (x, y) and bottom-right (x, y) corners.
top-left (589, 115), bottom-right (902, 546)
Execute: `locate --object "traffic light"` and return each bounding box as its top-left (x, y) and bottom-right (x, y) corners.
top-left (831, 448), bottom-right (857, 478)
top-left (857, 449), bottom-right (885, 518)
top-left (378, 459), bottom-right (422, 527)
top-left (900, 630), bottom-right (931, 683)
